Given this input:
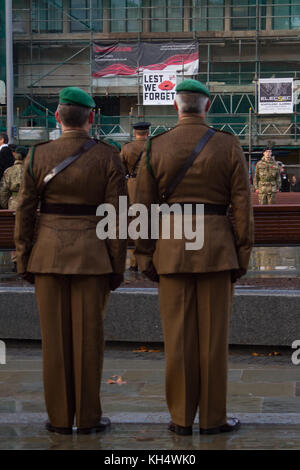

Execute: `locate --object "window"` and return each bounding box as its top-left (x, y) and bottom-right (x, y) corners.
top-left (32, 0), bottom-right (63, 33)
top-left (231, 0), bottom-right (257, 30)
top-left (110, 0), bottom-right (140, 32)
top-left (70, 0), bottom-right (103, 32)
top-left (273, 0), bottom-right (300, 30)
top-left (150, 0), bottom-right (183, 32)
top-left (192, 0), bottom-right (224, 32)
top-left (231, 0), bottom-right (266, 31)
top-left (209, 61), bottom-right (255, 84)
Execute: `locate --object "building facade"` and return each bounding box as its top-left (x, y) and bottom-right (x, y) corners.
top-left (1, 1), bottom-right (300, 166)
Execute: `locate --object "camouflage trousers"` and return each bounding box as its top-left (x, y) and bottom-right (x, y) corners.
top-left (258, 192), bottom-right (276, 205)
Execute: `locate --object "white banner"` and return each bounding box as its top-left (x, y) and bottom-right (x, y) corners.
top-left (143, 72), bottom-right (177, 106)
top-left (258, 78), bottom-right (293, 114)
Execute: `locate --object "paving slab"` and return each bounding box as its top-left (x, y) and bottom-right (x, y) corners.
top-left (0, 342), bottom-right (300, 450)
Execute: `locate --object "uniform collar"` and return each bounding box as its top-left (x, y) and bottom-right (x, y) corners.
top-left (60, 130), bottom-right (90, 139)
top-left (175, 116), bottom-right (207, 127)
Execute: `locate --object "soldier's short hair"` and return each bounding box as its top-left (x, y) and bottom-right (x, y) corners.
top-left (0, 133), bottom-right (9, 144)
top-left (134, 129), bottom-right (149, 137)
top-left (175, 93), bottom-right (209, 115)
top-left (57, 104), bottom-right (91, 128)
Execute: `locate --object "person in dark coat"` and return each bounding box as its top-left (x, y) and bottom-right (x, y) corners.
top-left (278, 162), bottom-right (290, 192)
top-left (291, 175), bottom-right (300, 192)
top-left (0, 133), bottom-right (14, 180)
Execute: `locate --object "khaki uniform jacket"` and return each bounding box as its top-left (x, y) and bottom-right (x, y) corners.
top-left (120, 140), bottom-right (147, 204)
top-left (15, 130), bottom-right (127, 275)
top-left (135, 116), bottom-right (254, 274)
top-left (0, 159), bottom-right (24, 210)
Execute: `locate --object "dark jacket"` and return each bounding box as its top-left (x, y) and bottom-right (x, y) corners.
top-left (0, 146), bottom-right (14, 180)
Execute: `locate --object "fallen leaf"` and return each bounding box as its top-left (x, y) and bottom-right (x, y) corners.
top-left (136, 436), bottom-right (155, 442)
top-left (107, 375), bottom-right (126, 385)
top-left (132, 346), bottom-right (148, 352)
top-left (148, 349), bottom-right (162, 353)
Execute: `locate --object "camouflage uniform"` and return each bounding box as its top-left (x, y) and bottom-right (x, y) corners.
top-left (0, 155), bottom-right (24, 210)
top-left (254, 156), bottom-right (281, 204)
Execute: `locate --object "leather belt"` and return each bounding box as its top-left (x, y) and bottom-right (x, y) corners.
top-left (40, 202), bottom-right (228, 216)
top-left (40, 202), bottom-right (99, 216)
top-left (176, 202), bottom-right (228, 215)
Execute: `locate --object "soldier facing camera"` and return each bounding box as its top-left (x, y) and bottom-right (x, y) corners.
top-left (254, 148), bottom-right (281, 204)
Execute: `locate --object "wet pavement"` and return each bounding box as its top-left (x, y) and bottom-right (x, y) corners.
top-left (1, 249), bottom-right (300, 451)
top-left (0, 341), bottom-right (300, 450)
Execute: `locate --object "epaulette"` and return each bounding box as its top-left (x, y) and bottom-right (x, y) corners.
top-left (145, 129), bottom-right (172, 178)
top-left (28, 141), bottom-right (50, 180)
top-left (100, 138), bottom-right (122, 151)
top-left (214, 127), bottom-right (234, 136)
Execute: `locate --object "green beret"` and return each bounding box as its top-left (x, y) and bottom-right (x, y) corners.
top-left (59, 87), bottom-right (96, 108)
top-left (175, 79), bottom-right (210, 98)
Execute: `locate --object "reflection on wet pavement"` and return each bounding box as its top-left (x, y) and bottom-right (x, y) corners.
top-left (2, 247), bottom-right (300, 283)
top-left (0, 342), bottom-right (299, 450)
top-left (0, 423), bottom-right (300, 450)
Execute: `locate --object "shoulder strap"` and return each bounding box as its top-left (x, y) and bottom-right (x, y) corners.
top-left (40, 139), bottom-right (97, 194)
top-left (130, 148), bottom-right (145, 176)
top-left (29, 146), bottom-right (36, 179)
top-left (145, 138), bottom-right (155, 178)
top-left (160, 128), bottom-right (216, 202)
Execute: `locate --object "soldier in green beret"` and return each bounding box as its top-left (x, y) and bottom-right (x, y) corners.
top-left (135, 78), bottom-right (253, 436)
top-left (14, 86), bottom-right (127, 435)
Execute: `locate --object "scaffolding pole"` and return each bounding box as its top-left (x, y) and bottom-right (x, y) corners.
top-left (6, 0), bottom-right (14, 142)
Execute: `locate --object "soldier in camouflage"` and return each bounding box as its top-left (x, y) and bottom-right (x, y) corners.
top-left (254, 148), bottom-right (281, 204)
top-left (0, 146), bottom-right (28, 210)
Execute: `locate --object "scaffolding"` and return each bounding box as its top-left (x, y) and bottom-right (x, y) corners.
top-left (1, 0), bottom-right (300, 148)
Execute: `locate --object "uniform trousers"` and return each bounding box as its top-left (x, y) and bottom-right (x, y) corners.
top-left (34, 273), bottom-right (110, 429)
top-left (258, 192), bottom-right (276, 205)
top-left (159, 271), bottom-right (233, 429)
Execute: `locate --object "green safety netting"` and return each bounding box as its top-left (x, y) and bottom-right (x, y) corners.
top-left (99, 115), bottom-right (121, 135)
top-left (20, 104), bottom-right (57, 128)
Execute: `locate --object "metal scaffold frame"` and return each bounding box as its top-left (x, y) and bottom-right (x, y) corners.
top-left (0, 0), bottom-right (299, 147)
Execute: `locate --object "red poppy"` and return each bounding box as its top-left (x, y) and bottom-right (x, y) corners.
top-left (158, 81), bottom-right (175, 91)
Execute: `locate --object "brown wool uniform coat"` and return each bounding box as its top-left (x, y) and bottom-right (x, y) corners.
top-left (135, 116), bottom-right (254, 430)
top-left (14, 130), bottom-right (127, 429)
top-left (120, 139), bottom-right (147, 269)
top-left (120, 139), bottom-right (147, 204)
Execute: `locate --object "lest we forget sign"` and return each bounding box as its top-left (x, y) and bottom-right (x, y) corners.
top-left (143, 72), bottom-right (177, 106)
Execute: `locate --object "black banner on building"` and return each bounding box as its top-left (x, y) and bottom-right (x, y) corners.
top-left (92, 42), bottom-right (198, 77)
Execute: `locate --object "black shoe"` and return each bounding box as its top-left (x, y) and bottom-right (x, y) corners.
top-left (45, 421), bottom-right (73, 435)
top-left (200, 417), bottom-right (241, 435)
top-left (168, 421), bottom-right (192, 436)
top-left (77, 417), bottom-right (111, 434)
top-left (129, 266), bottom-right (138, 272)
